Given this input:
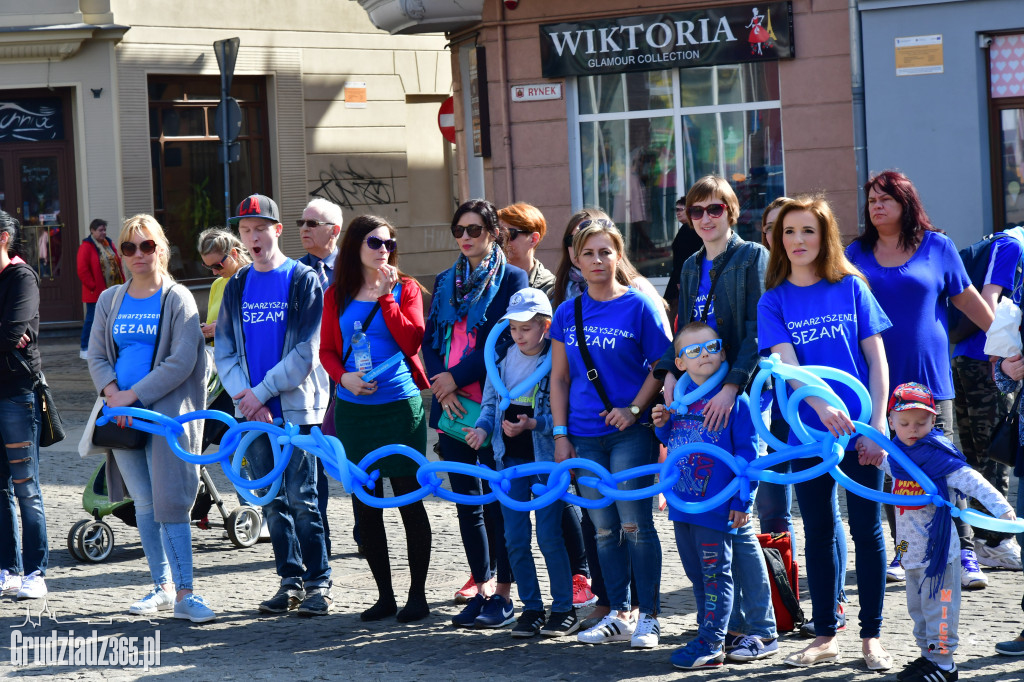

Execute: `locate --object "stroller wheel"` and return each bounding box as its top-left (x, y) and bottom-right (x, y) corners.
top-left (77, 521), bottom-right (115, 562)
top-left (67, 520), bottom-right (90, 561)
top-left (226, 507), bottom-right (262, 548)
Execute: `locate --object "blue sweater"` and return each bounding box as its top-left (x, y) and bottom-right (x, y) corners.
top-left (655, 379), bottom-right (759, 532)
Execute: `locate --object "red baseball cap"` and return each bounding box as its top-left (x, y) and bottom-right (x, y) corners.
top-left (887, 382), bottom-right (938, 415)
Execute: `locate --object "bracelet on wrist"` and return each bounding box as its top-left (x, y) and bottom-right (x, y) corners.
top-left (554, 434), bottom-right (568, 441)
top-left (553, 425), bottom-right (568, 436)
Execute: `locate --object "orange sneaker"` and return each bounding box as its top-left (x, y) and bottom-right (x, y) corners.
top-left (454, 576), bottom-right (477, 604)
top-left (572, 574), bottom-right (597, 607)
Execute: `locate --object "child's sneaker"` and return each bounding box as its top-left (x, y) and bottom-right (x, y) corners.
top-left (900, 658), bottom-right (957, 682)
top-left (541, 609), bottom-right (580, 637)
top-left (670, 638), bottom-right (726, 669)
top-left (571, 574), bottom-right (597, 607)
top-left (896, 657), bottom-right (932, 680)
top-left (577, 615), bottom-right (634, 644)
top-left (452, 593), bottom-right (486, 628)
top-left (0, 569), bottom-right (22, 596)
top-left (724, 633), bottom-right (746, 652)
top-left (129, 586), bottom-right (174, 614)
top-left (960, 550), bottom-right (987, 589)
top-left (726, 635), bottom-right (779, 661)
top-left (511, 609), bottom-right (545, 638)
top-left (886, 557), bottom-right (906, 582)
top-left (631, 613), bottom-right (660, 648)
top-left (474, 595), bottom-right (514, 628)
top-left (16, 572), bottom-right (46, 600)
top-left (173, 594), bottom-right (216, 623)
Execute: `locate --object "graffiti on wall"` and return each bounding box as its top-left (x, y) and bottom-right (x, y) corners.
top-left (310, 161), bottom-right (394, 210)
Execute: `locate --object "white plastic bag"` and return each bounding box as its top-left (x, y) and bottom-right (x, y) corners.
top-left (983, 297), bottom-right (1023, 358)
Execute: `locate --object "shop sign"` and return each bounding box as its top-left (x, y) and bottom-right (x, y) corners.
top-left (0, 98), bottom-right (64, 142)
top-left (511, 83), bottom-right (562, 102)
top-left (539, 2), bottom-right (793, 78)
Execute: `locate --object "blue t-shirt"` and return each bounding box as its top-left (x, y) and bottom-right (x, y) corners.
top-left (954, 236), bottom-right (1024, 361)
top-left (551, 288), bottom-right (672, 437)
top-left (691, 257), bottom-right (717, 330)
top-left (242, 259), bottom-right (296, 419)
top-left (336, 286), bottom-right (418, 405)
top-left (846, 231), bottom-right (970, 400)
top-left (656, 381), bottom-right (758, 532)
top-left (113, 289), bottom-right (162, 391)
top-left (757, 275), bottom-right (891, 442)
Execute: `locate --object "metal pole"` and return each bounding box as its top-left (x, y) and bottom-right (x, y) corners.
top-left (221, 67), bottom-right (230, 223)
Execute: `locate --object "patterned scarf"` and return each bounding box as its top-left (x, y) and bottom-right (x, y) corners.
top-left (429, 243), bottom-right (506, 352)
top-left (564, 266), bottom-right (587, 302)
top-left (93, 237), bottom-right (124, 287)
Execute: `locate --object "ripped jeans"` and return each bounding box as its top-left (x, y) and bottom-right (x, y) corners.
top-left (0, 392), bottom-right (48, 576)
top-left (571, 425), bottom-right (661, 615)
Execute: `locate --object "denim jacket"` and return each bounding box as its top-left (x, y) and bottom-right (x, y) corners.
top-left (654, 232), bottom-right (768, 389)
top-left (475, 343), bottom-right (553, 467)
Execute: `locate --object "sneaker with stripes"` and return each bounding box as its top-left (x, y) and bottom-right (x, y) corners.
top-left (540, 609), bottom-right (580, 637)
top-left (898, 657), bottom-right (957, 682)
top-left (631, 613), bottom-right (661, 648)
top-left (576, 615), bottom-right (635, 644)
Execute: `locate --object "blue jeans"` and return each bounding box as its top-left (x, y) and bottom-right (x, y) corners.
top-left (727, 521), bottom-right (777, 638)
top-left (572, 425), bottom-right (661, 615)
top-left (674, 521), bottom-right (733, 645)
top-left (756, 411), bottom-right (796, 539)
top-left (112, 439), bottom-right (193, 591)
top-left (795, 451), bottom-right (885, 638)
top-left (246, 427), bottom-right (331, 589)
top-left (0, 393), bottom-right (48, 576)
top-left (81, 302), bottom-right (96, 351)
top-left (500, 457), bottom-right (573, 612)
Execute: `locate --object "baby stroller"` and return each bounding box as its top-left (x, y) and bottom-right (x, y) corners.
top-left (67, 368), bottom-right (262, 562)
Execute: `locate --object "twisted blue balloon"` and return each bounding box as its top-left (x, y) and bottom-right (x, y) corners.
top-left (482, 318), bottom-right (552, 411)
top-left (668, 361), bottom-right (730, 413)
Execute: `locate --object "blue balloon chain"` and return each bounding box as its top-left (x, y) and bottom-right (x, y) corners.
top-left (95, 353), bottom-right (1024, 536)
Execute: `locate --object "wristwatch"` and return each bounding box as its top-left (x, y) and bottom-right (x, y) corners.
top-left (628, 404), bottom-right (641, 417)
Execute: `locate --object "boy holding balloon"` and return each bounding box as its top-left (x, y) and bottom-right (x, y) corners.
top-left (464, 288), bottom-right (578, 638)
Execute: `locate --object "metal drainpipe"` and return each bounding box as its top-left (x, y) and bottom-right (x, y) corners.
top-left (497, 2), bottom-right (515, 204)
top-left (849, 0), bottom-right (869, 232)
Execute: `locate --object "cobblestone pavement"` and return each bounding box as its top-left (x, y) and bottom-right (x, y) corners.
top-left (2, 337), bottom-right (1023, 680)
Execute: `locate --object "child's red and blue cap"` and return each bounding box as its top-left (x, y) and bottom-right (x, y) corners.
top-left (887, 382), bottom-right (938, 415)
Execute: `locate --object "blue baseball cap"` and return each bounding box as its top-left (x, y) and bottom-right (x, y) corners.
top-left (502, 287), bottom-right (552, 322)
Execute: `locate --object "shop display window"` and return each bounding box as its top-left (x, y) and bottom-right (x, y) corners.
top-left (989, 34), bottom-right (1024, 231)
top-left (576, 61), bottom-right (784, 277)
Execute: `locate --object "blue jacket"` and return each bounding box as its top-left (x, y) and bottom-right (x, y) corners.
top-left (214, 260), bottom-right (329, 425)
top-left (475, 342), bottom-right (553, 466)
top-left (654, 233), bottom-right (768, 389)
top-left (423, 263), bottom-right (529, 429)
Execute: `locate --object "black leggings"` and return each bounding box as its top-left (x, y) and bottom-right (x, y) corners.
top-left (354, 475), bottom-right (432, 602)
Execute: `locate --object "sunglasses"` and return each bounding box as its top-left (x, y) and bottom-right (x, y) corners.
top-left (507, 227), bottom-right (529, 241)
top-left (206, 252), bottom-right (231, 273)
top-left (365, 236), bottom-right (397, 252)
top-left (686, 203), bottom-right (728, 221)
top-left (121, 240), bottom-right (157, 257)
top-left (678, 338), bottom-right (723, 359)
top-left (297, 219), bottom-right (331, 228)
top-left (451, 223), bottom-right (485, 239)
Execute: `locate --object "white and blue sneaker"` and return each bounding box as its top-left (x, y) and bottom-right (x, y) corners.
top-left (631, 613), bottom-right (661, 648)
top-left (173, 594), bottom-right (216, 623)
top-left (671, 638), bottom-right (726, 668)
top-left (129, 586), bottom-right (174, 615)
top-left (961, 549), bottom-right (988, 589)
top-left (727, 635), bottom-right (779, 661)
top-left (0, 569), bottom-right (22, 596)
top-left (474, 595), bottom-right (514, 628)
top-left (577, 615), bottom-right (634, 644)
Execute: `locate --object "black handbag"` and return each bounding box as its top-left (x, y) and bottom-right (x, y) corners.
top-left (987, 390), bottom-right (1022, 466)
top-left (10, 350), bottom-right (65, 448)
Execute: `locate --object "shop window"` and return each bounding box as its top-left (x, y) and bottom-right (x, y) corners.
top-left (989, 35), bottom-right (1024, 231)
top-left (576, 62), bottom-right (783, 278)
top-left (148, 76), bottom-right (271, 281)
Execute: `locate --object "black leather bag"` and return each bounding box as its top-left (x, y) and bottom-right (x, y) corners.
top-left (92, 418), bottom-right (147, 450)
top-left (987, 391), bottom-right (1022, 467)
top-left (10, 350), bottom-right (65, 448)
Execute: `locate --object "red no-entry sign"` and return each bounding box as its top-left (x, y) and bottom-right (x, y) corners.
top-left (438, 96), bottom-right (456, 144)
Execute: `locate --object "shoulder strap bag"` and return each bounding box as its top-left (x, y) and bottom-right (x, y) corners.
top-left (574, 295), bottom-right (614, 412)
top-left (698, 241), bottom-right (740, 323)
top-left (10, 350), bottom-right (64, 448)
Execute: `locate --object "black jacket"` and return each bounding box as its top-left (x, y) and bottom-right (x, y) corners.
top-left (0, 261), bottom-right (41, 396)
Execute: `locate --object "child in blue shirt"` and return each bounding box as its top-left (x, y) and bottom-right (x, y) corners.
top-left (464, 288), bottom-right (577, 638)
top-left (652, 321), bottom-right (759, 668)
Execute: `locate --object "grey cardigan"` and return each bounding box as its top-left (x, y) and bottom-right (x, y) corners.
top-left (88, 279), bottom-right (207, 523)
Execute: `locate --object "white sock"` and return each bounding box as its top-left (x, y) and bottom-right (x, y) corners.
top-left (935, 662), bottom-right (955, 671)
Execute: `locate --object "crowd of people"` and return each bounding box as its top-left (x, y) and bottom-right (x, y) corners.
top-left (1, 168), bottom-right (1024, 679)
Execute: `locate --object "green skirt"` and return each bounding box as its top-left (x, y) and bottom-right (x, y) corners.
top-left (333, 393), bottom-right (426, 479)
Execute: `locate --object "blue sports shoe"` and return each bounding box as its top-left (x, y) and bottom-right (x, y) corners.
top-left (671, 638), bottom-right (726, 669)
top-left (474, 595), bottom-right (515, 628)
top-left (452, 593), bottom-right (486, 628)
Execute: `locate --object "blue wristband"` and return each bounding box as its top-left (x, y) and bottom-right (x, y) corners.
top-left (553, 426), bottom-right (568, 437)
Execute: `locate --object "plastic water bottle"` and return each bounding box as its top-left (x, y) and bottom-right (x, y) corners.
top-left (352, 320), bottom-right (373, 372)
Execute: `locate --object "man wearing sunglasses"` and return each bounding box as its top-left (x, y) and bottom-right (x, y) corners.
top-left (214, 193), bottom-right (333, 617)
top-left (297, 197), bottom-right (344, 557)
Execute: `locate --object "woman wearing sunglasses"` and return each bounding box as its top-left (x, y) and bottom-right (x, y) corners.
top-left (423, 199), bottom-right (529, 628)
top-left (758, 196), bottom-right (892, 669)
top-left (497, 202), bottom-right (556, 297)
top-left (550, 215), bottom-right (671, 648)
top-left (87, 214), bottom-right (214, 622)
top-left (197, 229), bottom-right (250, 342)
top-left (320, 214), bottom-right (433, 622)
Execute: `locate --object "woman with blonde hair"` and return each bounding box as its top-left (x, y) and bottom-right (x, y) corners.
top-left (88, 214), bottom-right (213, 622)
top-left (757, 196), bottom-right (892, 669)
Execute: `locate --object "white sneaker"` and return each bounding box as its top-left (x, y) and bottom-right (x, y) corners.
top-left (631, 613), bottom-right (661, 648)
top-left (886, 557), bottom-right (906, 582)
top-left (16, 571), bottom-right (47, 600)
top-left (975, 539), bottom-right (1023, 571)
top-left (577, 615), bottom-right (635, 644)
top-left (0, 569), bottom-right (22, 596)
top-left (961, 549), bottom-right (988, 589)
top-left (129, 586), bottom-right (175, 614)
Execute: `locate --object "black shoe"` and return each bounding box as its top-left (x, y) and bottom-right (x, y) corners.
top-left (361, 598), bottom-right (397, 622)
top-left (259, 585), bottom-right (305, 614)
top-left (541, 609), bottom-right (580, 637)
top-left (297, 587), bottom-right (333, 617)
top-left (901, 658), bottom-right (957, 682)
top-left (511, 609), bottom-right (546, 638)
top-left (897, 657), bottom-right (932, 681)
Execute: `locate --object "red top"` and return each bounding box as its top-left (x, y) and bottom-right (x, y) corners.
top-left (76, 238), bottom-right (123, 303)
top-left (320, 277), bottom-right (429, 390)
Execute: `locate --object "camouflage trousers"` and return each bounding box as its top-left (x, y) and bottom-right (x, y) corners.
top-left (952, 355), bottom-right (1013, 544)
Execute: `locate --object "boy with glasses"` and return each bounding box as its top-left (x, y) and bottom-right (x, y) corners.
top-left (214, 193), bottom-right (332, 616)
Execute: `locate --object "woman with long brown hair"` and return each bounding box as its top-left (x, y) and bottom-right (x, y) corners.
top-left (320, 214), bottom-right (432, 622)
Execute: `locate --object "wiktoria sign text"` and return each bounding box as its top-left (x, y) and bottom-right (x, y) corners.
top-left (539, 2), bottom-right (793, 78)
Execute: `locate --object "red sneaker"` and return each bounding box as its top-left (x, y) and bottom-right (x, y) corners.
top-left (454, 576), bottom-right (477, 604)
top-left (572, 574), bottom-right (597, 607)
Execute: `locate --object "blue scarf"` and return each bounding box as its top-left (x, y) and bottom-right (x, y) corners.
top-left (429, 244), bottom-right (506, 353)
top-left (890, 429), bottom-right (968, 598)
